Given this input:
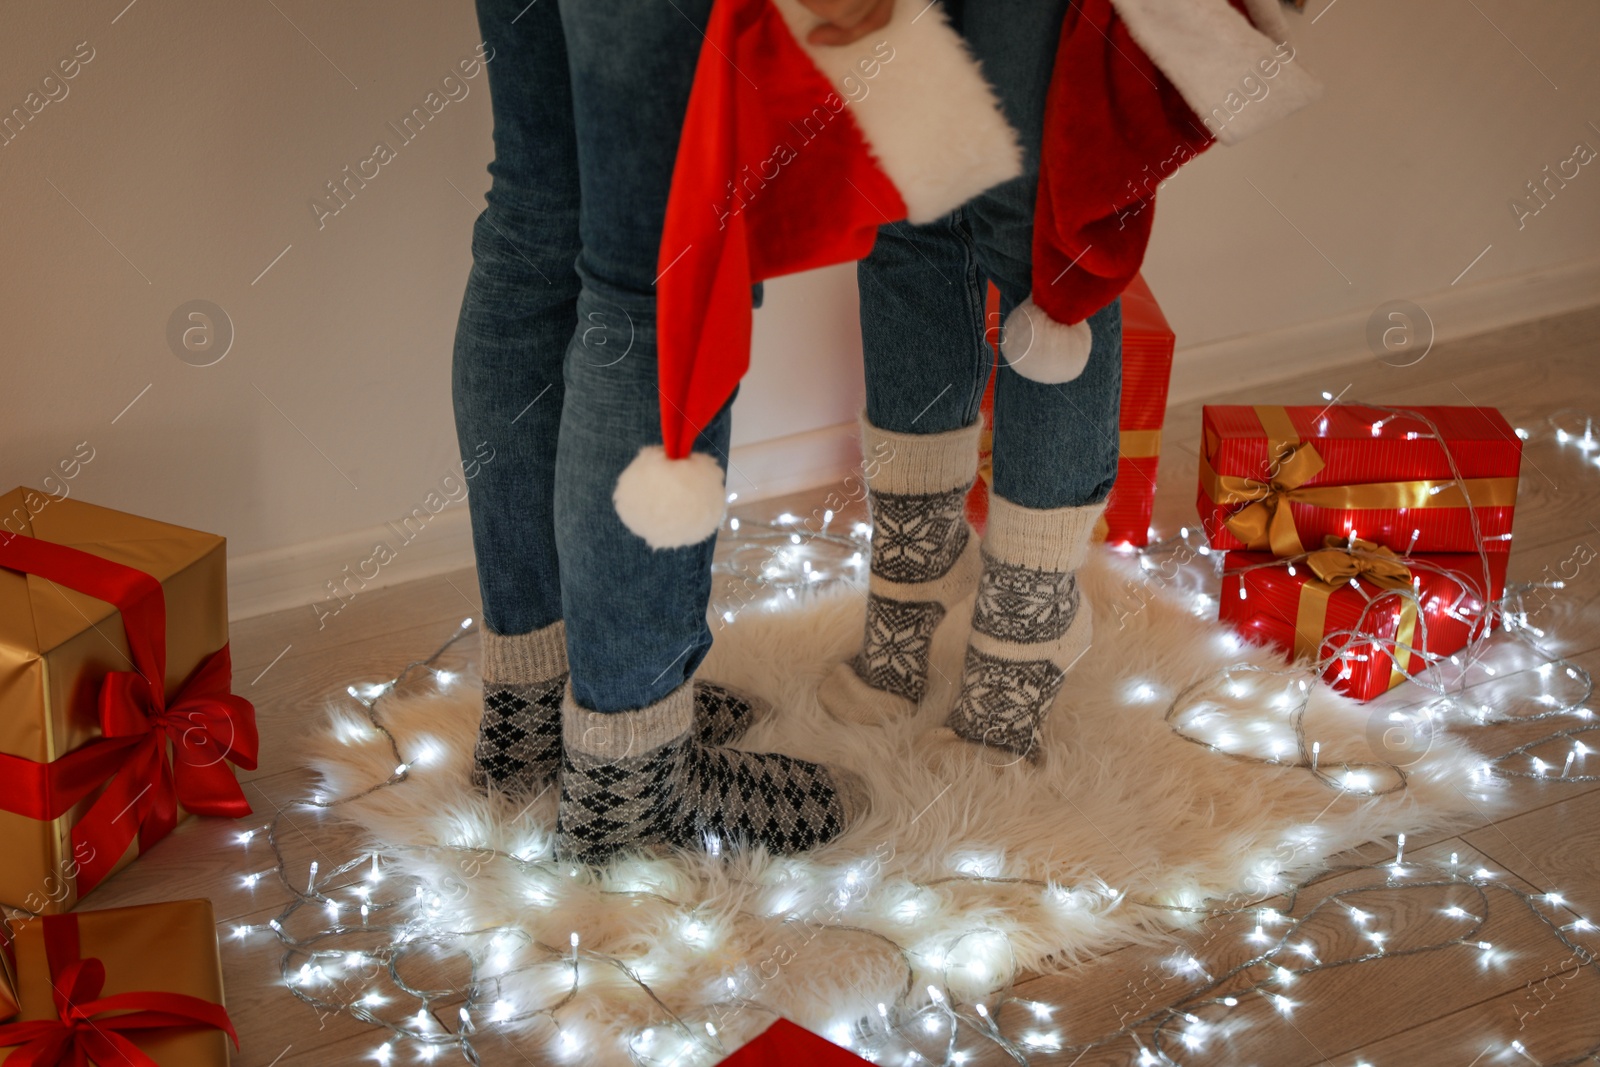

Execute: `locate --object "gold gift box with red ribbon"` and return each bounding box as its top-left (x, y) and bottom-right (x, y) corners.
top-left (1198, 404), bottom-right (1520, 557)
top-left (1219, 537), bottom-right (1509, 702)
top-left (0, 487), bottom-right (257, 913)
top-left (967, 274), bottom-right (1174, 542)
top-left (0, 898), bottom-right (237, 1065)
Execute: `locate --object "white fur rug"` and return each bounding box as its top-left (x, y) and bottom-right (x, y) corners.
top-left (305, 551), bottom-right (1496, 1063)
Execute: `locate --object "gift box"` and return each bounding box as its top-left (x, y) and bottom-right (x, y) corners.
top-left (1219, 537), bottom-right (1510, 701)
top-left (1198, 404), bottom-right (1521, 556)
top-left (966, 273), bottom-right (1175, 543)
top-left (0, 898), bottom-right (237, 1065)
top-left (718, 1018), bottom-right (870, 1065)
top-left (0, 488), bottom-right (257, 913)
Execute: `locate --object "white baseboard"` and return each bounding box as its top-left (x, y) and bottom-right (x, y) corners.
top-left (1167, 255), bottom-right (1600, 404)
top-left (227, 506), bottom-right (478, 623)
top-left (228, 422), bottom-right (865, 622)
top-left (723, 420), bottom-right (863, 503)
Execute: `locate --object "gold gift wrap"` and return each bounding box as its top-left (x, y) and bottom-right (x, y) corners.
top-left (0, 898), bottom-right (231, 1065)
top-left (0, 487), bottom-right (229, 913)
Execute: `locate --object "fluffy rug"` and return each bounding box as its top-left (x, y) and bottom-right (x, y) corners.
top-left (305, 550), bottom-right (1496, 1063)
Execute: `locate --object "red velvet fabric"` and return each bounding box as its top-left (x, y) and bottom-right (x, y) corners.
top-left (1031, 0), bottom-right (1216, 328)
top-left (656, 0), bottom-right (905, 459)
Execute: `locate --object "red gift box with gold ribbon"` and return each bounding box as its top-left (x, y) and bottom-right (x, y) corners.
top-left (967, 273), bottom-right (1174, 543)
top-left (0, 488), bottom-right (257, 913)
top-left (0, 899), bottom-right (237, 1065)
top-left (1219, 538), bottom-right (1509, 702)
top-left (1198, 404), bottom-right (1521, 557)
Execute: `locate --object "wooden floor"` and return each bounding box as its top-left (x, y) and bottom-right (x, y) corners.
top-left (67, 304), bottom-right (1600, 1065)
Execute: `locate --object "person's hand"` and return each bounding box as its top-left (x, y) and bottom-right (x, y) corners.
top-left (798, 0), bottom-right (894, 46)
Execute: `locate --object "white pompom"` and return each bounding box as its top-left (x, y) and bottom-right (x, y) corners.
top-left (613, 445), bottom-right (728, 549)
top-left (1000, 297), bottom-right (1094, 384)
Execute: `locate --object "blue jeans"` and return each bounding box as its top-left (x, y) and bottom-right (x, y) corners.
top-left (452, 0), bottom-right (726, 713)
top-left (859, 0), bottom-right (1123, 510)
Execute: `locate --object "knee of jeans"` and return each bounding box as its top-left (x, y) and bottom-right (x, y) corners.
top-left (564, 284), bottom-right (660, 394)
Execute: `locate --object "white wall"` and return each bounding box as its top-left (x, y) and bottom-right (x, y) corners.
top-left (2, 0), bottom-right (1596, 617)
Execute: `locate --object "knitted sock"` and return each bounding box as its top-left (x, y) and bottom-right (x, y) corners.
top-left (558, 681), bottom-right (869, 862)
top-left (925, 494), bottom-right (1104, 765)
top-left (817, 416), bottom-right (983, 725)
top-left (471, 621), bottom-right (568, 795)
top-left (472, 621), bottom-right (767, 798)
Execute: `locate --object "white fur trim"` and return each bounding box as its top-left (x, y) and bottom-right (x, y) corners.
top-left (613, 446), bottom-right (727, 549)
top-left (771, 0), bottom-right (1022, 223)
top-left (1000, 297), bottom-right (1093, 384)
top-left (1111, 0), bottom-right (1320, 146)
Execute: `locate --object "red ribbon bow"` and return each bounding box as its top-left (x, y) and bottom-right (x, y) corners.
top-left (0, 913), bottom-right (238, 1065)
top-left (0, 533), bottom-right (258, 894)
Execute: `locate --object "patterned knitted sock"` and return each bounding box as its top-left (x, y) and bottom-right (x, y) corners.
top-left (817, 416), bottom-right (983, 725)
top-left (471, 621), bottom-right (568, 796)
top-left (472, 621), bottom-right (767, 798)
top-left (925, 494), bottom-right (1105, 766)
top-left (558, 681), bottom-right (869, 862)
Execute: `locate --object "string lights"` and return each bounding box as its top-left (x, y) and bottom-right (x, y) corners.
top-left (221, 406), bottom-right (1600, 1064)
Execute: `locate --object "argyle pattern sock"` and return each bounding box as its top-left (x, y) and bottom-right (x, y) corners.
top-left (558, 681), bottom-right (868, 862)
top-left (471, 621), bottom-right (568, 795)
top-left (929, 494), bottom-right (1105, 764)
top-left (472, 621), bottom-right (767, 798)
top-left (818, 416), bottom-right (983, 725)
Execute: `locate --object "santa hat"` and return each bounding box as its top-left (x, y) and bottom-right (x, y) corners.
top-left (614, 0), bottom-right (1023, 549)
top-left (1000, 0), bottom-right (1321, 385)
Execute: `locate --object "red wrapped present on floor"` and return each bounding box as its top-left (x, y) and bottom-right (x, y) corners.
top-left (1197, 404), bottom-right (1521, 556)
top-left (1218, 537), bottom-right (1509, 702)
top-left (0, 488), bottom-right (258, 913)
top-left (967, 273), bottom-right (1175, 543)
top-left (0, 898), bottom-right (237, 1065)
top-left (717, 1018), bottom-right (871, 1065)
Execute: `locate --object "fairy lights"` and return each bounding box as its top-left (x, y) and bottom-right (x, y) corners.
top-left (228, 407), bottom-right (1600, 1065)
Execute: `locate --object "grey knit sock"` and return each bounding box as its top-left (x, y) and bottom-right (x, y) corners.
top-left (471, 621), bottom-right (568, 795)
top-left (472, 622), bottom-right (767, 799)
top-left (558, 681), bottom-right (868, 862)
top-left (929, 494), bottom-right (1104, 764)
top-left (818, 416), bottom-right (983, 725)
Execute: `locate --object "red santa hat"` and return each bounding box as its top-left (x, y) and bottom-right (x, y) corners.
top-left (614, 0), bottom-right (1023, 548)
top-left (616, 0), bottom-right (1320, 549)
top-left (1000, 0), bottom-right (1321, 384)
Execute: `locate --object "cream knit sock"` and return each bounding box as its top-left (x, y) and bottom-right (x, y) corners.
top-left (818, 416), bottom-right (983, 725)
top-left (924, 494), bottom-right (1104, 765)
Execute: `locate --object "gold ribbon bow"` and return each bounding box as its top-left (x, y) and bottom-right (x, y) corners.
top-left (1200, 405), bottom-right (1519, 558)
top-left (1293, 536), bottom-right (1418, 690)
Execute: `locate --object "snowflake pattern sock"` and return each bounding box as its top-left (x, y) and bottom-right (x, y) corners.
top-left (927, 494), bottom-right (1105, 765)
top-left (472, 621), bottom-right (767, 798)
top-left (817, 415), bottom-right (983, 725)
top-left (558, 680), bottom-right (869, 862)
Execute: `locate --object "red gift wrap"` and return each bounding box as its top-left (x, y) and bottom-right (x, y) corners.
top-left (967, 273), bottom-right (1175, 543)
top-left (1219, 540), bottom-right (1509, 702)
top-left (1198, 404), bottom-right (1521, 557)
top-left (0, 899), bottom-right (237, 1065)
top-left (717, 1019), bottom-right (870, 1065)
top-left (0, 490), bottom-right (258, 913)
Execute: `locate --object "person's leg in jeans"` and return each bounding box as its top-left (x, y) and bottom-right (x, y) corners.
top-left (547, 0), bottom-right (866, 861)
top-left (827, 0), bottom-right (1122, 764)
top-left (454, 0), bottom-right (775, 798)
top-left (452, 0), bottom-right (578, 793)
